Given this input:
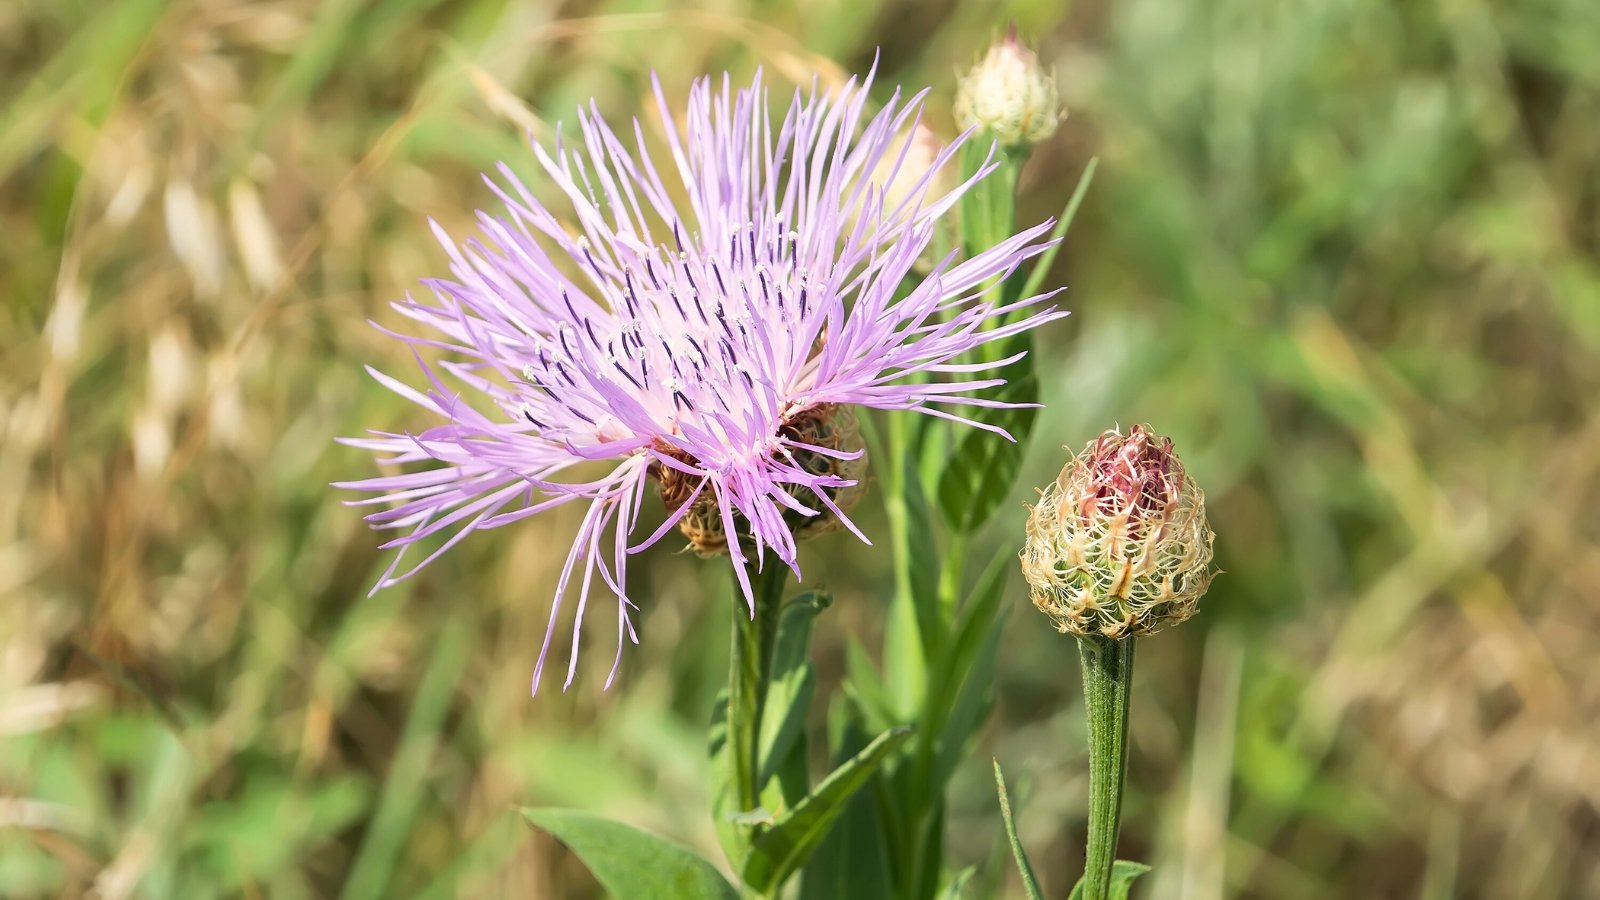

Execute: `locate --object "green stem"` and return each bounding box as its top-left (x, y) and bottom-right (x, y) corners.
top-left (728, 560), bottom-right (787, 832)
top-left (1078, 636), bottom-right (1134, 900)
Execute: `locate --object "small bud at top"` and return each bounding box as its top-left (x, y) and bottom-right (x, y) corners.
top-left (1021, 424), bottom-right (1215, 639)
top-left (954, 29), bottom-right (1062, 149)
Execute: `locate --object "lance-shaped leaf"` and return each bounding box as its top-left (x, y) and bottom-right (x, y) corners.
top-left (522, 808), bottom-right (740, 900)
top-left (937, 157), bottom-right (1099, 535)
top-left (799, 699), bottom-right (897, 900)
top-left (759, 592), bottom-right (831, 793)
top-left (706, 689), bottom-right (744, 866)
top-left (885, 438), bottom-right (939, 717)
top-left (994, 760), bottom-right (1044, 900)
top-left (937, 369), bottom-right (1040, 534)
top-left (741, 726), bottom-right (914, 895)
top-left (933, 555), bottom-right (1011, 785)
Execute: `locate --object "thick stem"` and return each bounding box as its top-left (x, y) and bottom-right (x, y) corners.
top-left (1078, 635), bottom-right (1134, 900)
top-left (728, 561), bottom-right (787, 828)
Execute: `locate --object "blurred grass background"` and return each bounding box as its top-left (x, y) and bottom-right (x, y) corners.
top-left (4, 0), bottom-right (1599, 897)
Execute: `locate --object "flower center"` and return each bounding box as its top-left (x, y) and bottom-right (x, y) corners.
top-left (648, 404), bottom-right (868, 557)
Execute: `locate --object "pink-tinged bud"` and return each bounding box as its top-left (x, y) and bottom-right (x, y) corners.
top-left (1021, 425), bottom-right (1215, 638)
top-left (954, 30), bottom-right (1063, 149)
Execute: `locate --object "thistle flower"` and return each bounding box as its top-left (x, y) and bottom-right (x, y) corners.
top-left (339, 70), bottom-right (1065, 690)
top-left (1022, 425), bottom-right (1214, 639)
top-left (851, 123), bottom-right (956, 273)
top-left (954, 29), bottom-right (1062, 149)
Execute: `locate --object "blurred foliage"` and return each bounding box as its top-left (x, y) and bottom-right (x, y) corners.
top-left (3, 0), bottom-right (1599, 898)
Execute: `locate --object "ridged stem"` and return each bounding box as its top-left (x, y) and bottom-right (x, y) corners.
top-left (1078, 635), bottom-right (1134, 900)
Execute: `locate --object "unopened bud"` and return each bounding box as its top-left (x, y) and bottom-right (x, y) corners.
top-left (1021, 425), bottom-right (1215, 639)
top-left (954, 30), bottom-right (1062, 149)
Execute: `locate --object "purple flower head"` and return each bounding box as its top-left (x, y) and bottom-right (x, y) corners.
top-left (338, 69), bottom-right (1066, 691)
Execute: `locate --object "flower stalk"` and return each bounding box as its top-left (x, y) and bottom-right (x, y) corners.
top-left (1078, 635), bottom-right (1134, 900)
top-left (727, 560), bottom-right (787, 836)
top-left (1021, 425), bottom-right (1216, 897)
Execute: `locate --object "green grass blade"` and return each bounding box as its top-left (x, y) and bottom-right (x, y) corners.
top-left (994, 760), bottom-right (1045, 900)
top-left (338, 612), bottom-right (472, 900)
top-left (1017, 157), bottom-right (1100, 301)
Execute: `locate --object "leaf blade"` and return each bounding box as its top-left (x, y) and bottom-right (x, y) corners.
top-left (742, 726), bottom-right (915, 895)
top-left (759, 592), bottom-right (832, 791)
top-left (522, 808), bottom-right (741, 900)
top-left (1067, 860), bottom-right (1153, 900)
top-left (1016, 157), bottom-right (1100, 302)
top-left (937, 371), bottom-right (1039, 534)
top-left (885, 436), bottom-right (938, 716)
top-left (994, 760), bottom-right (1045, 900)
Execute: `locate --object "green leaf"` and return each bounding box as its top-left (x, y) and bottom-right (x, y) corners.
top-left (842, 639), bottom-right (895, 734)
top-left (885, 437), bottom-right (938, 717)
top-left (706, 688), bottom-right (742, 866)
top-left (742, 726), bottom-right (914, 895)
top-left (522, 808), bottom-right (740, 900)
top-left (959, 140), bottom-right (1021, 258)
top-left (994, 760), bottom-right (1045, 900)
top-left (914, 404), bottom-right (952, 505)
top-left (937, 370), bottom-right (1039, 534)
top-left (932, 158), bottom-right (1099, 539)
top-left (1067, 861), bottom-right (1152, 900)
top-left (938, 865), bottom-right (977, 900)
top-left (761, 738), bottom-right (810, 820)
top-left (936, 623), bottom-right (1003, 787)
top-left (760, 594), bottom-right (823, 811)
top-left (799, 700), bottom-right (897, 900)
top-left (759, 592), bottom-right (831, 792)
top-left (932, 555), bottom-right (1011, 785)
top-left (1015, 157), bottom-right (1100, 303)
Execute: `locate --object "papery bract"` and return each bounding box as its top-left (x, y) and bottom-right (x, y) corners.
top-left (1021, 425), bottom-right (1215, 639)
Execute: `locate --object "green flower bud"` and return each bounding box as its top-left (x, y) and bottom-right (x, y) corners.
top-left (1022, 425), bottom-right (1215, 638)
top-left (954, 30), bottom-right (1062, 149)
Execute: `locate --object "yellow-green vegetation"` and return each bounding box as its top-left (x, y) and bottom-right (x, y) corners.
top-left (3, 0), bottom-right (1598, 897)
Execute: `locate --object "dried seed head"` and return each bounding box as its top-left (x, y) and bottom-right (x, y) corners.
top-left (954, 29), bottom-right (1062, 149)
top-left (658, 404), bottom-right (869, 557)
top-left (1021, 424), bottom-right (1215, 639)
